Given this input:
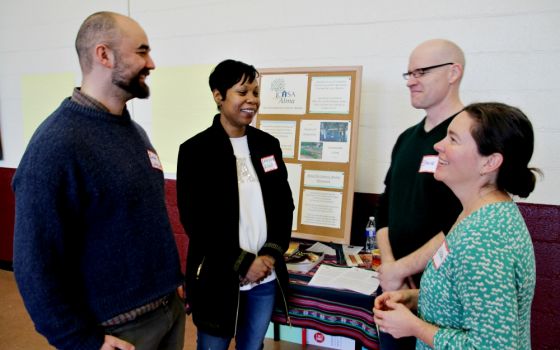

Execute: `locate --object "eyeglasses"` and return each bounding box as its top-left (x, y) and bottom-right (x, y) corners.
top-left (402, 62), bottom-right (454, 80)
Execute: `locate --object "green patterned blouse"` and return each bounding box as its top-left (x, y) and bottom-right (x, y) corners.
top-left (417, 201), bottom-right (535, 349)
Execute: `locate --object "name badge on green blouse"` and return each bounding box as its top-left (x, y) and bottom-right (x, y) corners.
top-left (432, 239), bottom-right (450, 270)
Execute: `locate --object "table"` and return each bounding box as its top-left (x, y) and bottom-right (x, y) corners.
top-left (272, 256), bottom-right (380, 349)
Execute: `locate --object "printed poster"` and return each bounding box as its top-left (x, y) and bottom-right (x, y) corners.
top-left (298, 120), bottom-right (351, 163)
top-left (304, 170), bottom-right (345, 189)
top-left (286, 163), bottom-right (302, 230)
top-left (258, 120), bottom-right (297, 158)
top-left (301, 189), bottom-right (342, 229)
top-left (309, 76), bottom-right (351, 114)
top-left (260, 74), bottom-right (308, 115)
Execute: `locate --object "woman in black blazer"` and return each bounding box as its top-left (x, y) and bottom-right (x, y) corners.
top-left (177, 59), bottom-right (294, 350)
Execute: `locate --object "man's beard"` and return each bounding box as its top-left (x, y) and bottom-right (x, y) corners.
top-left (112, 61), bottom-right (150, 99)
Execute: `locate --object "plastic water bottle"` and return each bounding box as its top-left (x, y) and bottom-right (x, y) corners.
top-left (364, 216), bottom-right (376, 253)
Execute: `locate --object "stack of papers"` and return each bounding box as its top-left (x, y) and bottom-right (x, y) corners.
top-left (308, 264), bottom-right (379, 295)
top-left (306, 242), bottom-right (366, 267)
top-left (285, 251), bottom-right (324, 273)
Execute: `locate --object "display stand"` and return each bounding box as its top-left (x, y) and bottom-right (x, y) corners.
top-left (257, 66), bottom-right (362, 244)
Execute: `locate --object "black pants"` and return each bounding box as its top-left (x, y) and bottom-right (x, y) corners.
top-left (379, 331), bottom-right (416, 350)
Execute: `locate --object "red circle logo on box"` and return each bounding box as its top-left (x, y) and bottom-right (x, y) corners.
top-left (314, 332), bottom-right (325, 343)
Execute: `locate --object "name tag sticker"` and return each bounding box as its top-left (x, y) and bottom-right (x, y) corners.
top-left (261, 155), bottom-right (278, 173)
top-left (432, 240), bottom-right (450, 270)
top-left (147, 150), bottom-right (163, 171)
top-left (419, 155), bottom-right (438, 173)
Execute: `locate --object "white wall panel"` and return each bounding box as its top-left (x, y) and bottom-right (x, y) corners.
top-left (1, 0), bottom-right (558, 204)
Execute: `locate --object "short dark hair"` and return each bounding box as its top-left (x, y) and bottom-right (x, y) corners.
top-left (209, 59), bottom-right (259, 103)
top-left (75, 12), bottom-right (120, 73)
top-left (465, 102), bottom-right (541, 198)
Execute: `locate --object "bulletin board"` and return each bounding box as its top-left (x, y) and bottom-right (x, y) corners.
top-left (256, 66), bottom-right (362, 244)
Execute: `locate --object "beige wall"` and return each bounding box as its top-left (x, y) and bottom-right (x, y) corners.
top-left (1, 0), bottom-right (559, 204)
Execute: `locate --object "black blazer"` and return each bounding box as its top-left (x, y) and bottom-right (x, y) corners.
top-left (177, 114), bottom-right (294, 337)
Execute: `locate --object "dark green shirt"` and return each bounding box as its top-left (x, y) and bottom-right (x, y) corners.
top-left (377, 117), bottom-right (462, 284)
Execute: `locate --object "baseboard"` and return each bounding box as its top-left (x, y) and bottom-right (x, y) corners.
top-left (0, 260), bottom-right (13, 271)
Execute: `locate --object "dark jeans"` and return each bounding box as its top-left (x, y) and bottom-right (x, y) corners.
top-left (196, 280), bottom-right (276, 350)
top-left (105, 292), bottom-right (186, 350)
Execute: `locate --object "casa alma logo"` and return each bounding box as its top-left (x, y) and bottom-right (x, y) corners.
top-left (270, 78), bottom-right (296, 104)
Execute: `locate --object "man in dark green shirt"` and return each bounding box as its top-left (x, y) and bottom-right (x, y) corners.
top-left (375, 39), bottom-right (465, 350)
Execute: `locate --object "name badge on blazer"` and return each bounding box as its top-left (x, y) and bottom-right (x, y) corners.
top-left (147, 149), bottom-right (163, 171)
top-left (261, 155), bottom-right (278, 173)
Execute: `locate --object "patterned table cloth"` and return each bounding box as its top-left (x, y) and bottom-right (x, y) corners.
top-left (272, 256), bottom-right (380, 349)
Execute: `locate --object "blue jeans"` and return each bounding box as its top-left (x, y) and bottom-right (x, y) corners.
top-left (197, 280), bottom-right (276, 350)
top-left (105, 292), bottom-right (186, 350)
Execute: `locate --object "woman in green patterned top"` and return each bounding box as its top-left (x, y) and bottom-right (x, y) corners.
top-left (373, 102), bottom-right (540, 349)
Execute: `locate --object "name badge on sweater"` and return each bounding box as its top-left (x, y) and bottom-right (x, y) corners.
top-left (261, 155), bottom-right (278, 173)
top-left (147, 150), bottom-right (163, 171)
top-left (419, 155), bottom-right (438, 173)
top-left (432, 240), bottom-right (450, 270)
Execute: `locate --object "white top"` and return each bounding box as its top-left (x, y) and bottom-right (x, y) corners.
top-left (230, 136), bottom-right (276, 290)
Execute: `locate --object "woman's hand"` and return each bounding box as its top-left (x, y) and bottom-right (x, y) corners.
top-left (374, 289), bottom-right (418, 311)
top-left (373, 300), bottom-right (420, 339)
top-left (243, 255), bottom-right (274, 283)
top-left (373, 291), bottom-right (438, 346)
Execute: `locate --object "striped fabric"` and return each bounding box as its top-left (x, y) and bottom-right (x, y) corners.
top-left (272, 257), bottom-right (380, 349)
